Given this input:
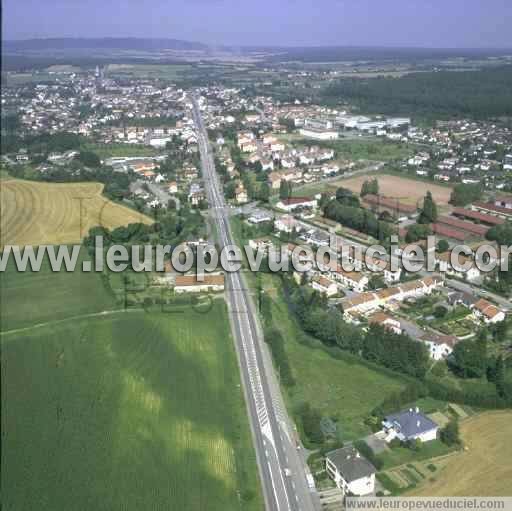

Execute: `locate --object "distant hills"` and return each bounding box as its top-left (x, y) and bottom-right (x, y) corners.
top-left (3, 37), bottom-right (208, 52)
top-left (2, 38), bottom-right (511, 68)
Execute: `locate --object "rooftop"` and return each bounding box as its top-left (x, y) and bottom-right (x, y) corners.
top-left (384, 408), bottom-right (438, 438)
top-left (326, 446), bottom-right (376, 482)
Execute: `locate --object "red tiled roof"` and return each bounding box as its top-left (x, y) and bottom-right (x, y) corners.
top-left (437, 216), bottom-right (488, 237)
top-left (473, 202), bottom-right (512, 217)
top-left (474, 298), bottom-right (502, 319)
top-left (281, 197), bottom-right (314, 205)
top-left (431, 223), bottom-right (469, 241)
top-left (175, 274), bottom-right (225, 287)
top-left (452, 207), bottom-right (505, 226)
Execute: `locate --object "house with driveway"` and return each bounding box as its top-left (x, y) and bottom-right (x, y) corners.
top-left (382, 408), bottom-right (439, 443)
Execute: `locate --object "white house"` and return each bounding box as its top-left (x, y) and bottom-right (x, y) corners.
top-left (311, 276), bottom-right (338, 297)
top-left (276, 197), bottom-right (318, 212)
top-left (248, 237), bottom-right (274, 253)
top-left (299, 127), bottom-right (338, 141)
top-left (335, 269), bottom-right (369, 293)
top-left (472, 298), bottom-right (506, 324)
top-left (368, 312), bottom-right (402, 335)
top-left (420, 333), bottom-right (458, 361)
top-left (382, 408), bottom-right (438, 443)
top-left (436, 252), bottom-right (481, 282)
top-left (174, 274), bottom-right (225, 294)
top-left (326, 446), bottom-right (376, 496)
top-left (274, 214), bottom-right (301, 234)
top-left (247, 210), bottom-right (273, 224)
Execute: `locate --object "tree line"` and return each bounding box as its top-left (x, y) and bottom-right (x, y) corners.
top-left (323, 187), bottom-right (395, 243)
top-left (321, 66), bottom-right (512, 121)
top-left (283, 276), bottom-right (430, 379)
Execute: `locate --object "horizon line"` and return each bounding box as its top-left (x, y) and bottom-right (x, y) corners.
top-left (3, 36), bottom-right (512, 52)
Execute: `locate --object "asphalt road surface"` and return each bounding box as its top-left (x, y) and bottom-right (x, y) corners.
top-left (191, 96), bottom-right (318, 511)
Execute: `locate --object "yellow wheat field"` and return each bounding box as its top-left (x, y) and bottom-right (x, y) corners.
top-left (411, 411), bottom-right (512, 496)
top-left (0, 180), bottom-right (152, 247)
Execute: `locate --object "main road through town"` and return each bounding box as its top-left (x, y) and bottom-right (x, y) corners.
top-left (192, 96), bottom-right (318, 511)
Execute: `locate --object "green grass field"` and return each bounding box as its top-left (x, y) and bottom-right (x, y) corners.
top-left (106, 64), bottom-right (192, 81)
top-left (81, 142), bottom-right (160, 159)
top-left (291, 138), bottom-right (413, 162)
top-left (1, 250), bottom-right (262, 510)
top-left (257, 273), bottom-right (406, 440)
top-left (0, 250), bottom-right (118, 332)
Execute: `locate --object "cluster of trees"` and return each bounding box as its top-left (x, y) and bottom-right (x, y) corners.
top-left (451, 333), bottom-right (488, 379)
top-left (278, 117), bottom-right (296, 133)
top-left (229, 146), bottom-right (258, 201)
top-left (83, 204), bottom-right (203, 251)
top-left (449, 331), bottom-right (511, 400)
top-left (2, 131), bottom-right (83, 156)
top-left (440, 419), bottom-right (461, 446)
top-left (485, 222), bottom-right (512, 293)
top-left (295, 403), bottom-right (323, 444)
top-left (321, 66), bottom-right (512, 120)
top-left (360, 178), bottom-right (379, 197)
top-left (418, 191), bottom-right (438, 224)
top-left (75, 150), bottom-right (101, 168)
top-left (362, 324), bottom-right (430, 379)
top-left (279, 180), bottom-right (293, 200)
top-left (323, 188), bottom-right (395, 243)
top-left (449, 183), bottom-right (482, 207)
top-left (264, 327), bottom-right (295, 387)
top-left (285, 278), bottom-right (429, 379)
top-left (487, 221), bottom-right (512, 246)
top-left (405, 224), bottom-right (432, 243)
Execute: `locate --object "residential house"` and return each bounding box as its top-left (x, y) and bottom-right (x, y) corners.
top-left (248, 237), bottom-right (274, 253)
top-left (311, 276), bottom-right (338, 297)
top-left (336, 268), bottom-right (369, 293)
top-left (326, 446), bottom-right (376, 496)
top-left (174, 273), bottom-right (225, 293)
top-left (436, 252), bottom-right (481, 282)
top-left (299, 126), bottom-right (338, 140)
top-left (472, 298), bottom-right (505, 324)
top-left (274, 214), bottom-right (302, 234)
top-left (267, 171), bottom-right (282, 190)
top-left (276, 197), bottom-right (317, 212)
top-left (235, 183), bottom-right (248, 204)
top-left (367, 312), bottom-right (402, 334)
top-left (382, 408), bottom-right (439, 443)
top-left (420, 332), bottom-right (458, 360)
top-left (248, 210), bottom-right (273, 224)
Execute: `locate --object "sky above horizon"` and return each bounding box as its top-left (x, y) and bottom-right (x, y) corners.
top-left (4, 0), bottom-right (512, 48)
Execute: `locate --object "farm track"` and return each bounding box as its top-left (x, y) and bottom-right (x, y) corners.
top-left (0, 308), bottom-right (137, 337)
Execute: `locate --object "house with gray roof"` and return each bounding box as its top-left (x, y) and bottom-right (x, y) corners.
top-left (382, 407), bottom-right (439, 443)
top-left (325, 446), bottom-right (376, 496)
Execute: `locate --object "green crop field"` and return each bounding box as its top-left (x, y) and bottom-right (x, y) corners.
top-left (1, 304), bottom-right (261, 511)
top-left (1, 251), bottom-right (261, 510)
top-left (0, 250), bottom-right (118, 332)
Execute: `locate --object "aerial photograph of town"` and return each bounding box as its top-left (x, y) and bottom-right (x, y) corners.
top-left (1, 1), bottom-right (512, 510)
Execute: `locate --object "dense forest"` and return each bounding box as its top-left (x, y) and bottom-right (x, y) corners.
top-left (321, 66), bottom-right (512, 120)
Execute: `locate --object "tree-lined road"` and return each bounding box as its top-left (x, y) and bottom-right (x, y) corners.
top-left (191, 96), bottom-right (317, 511)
